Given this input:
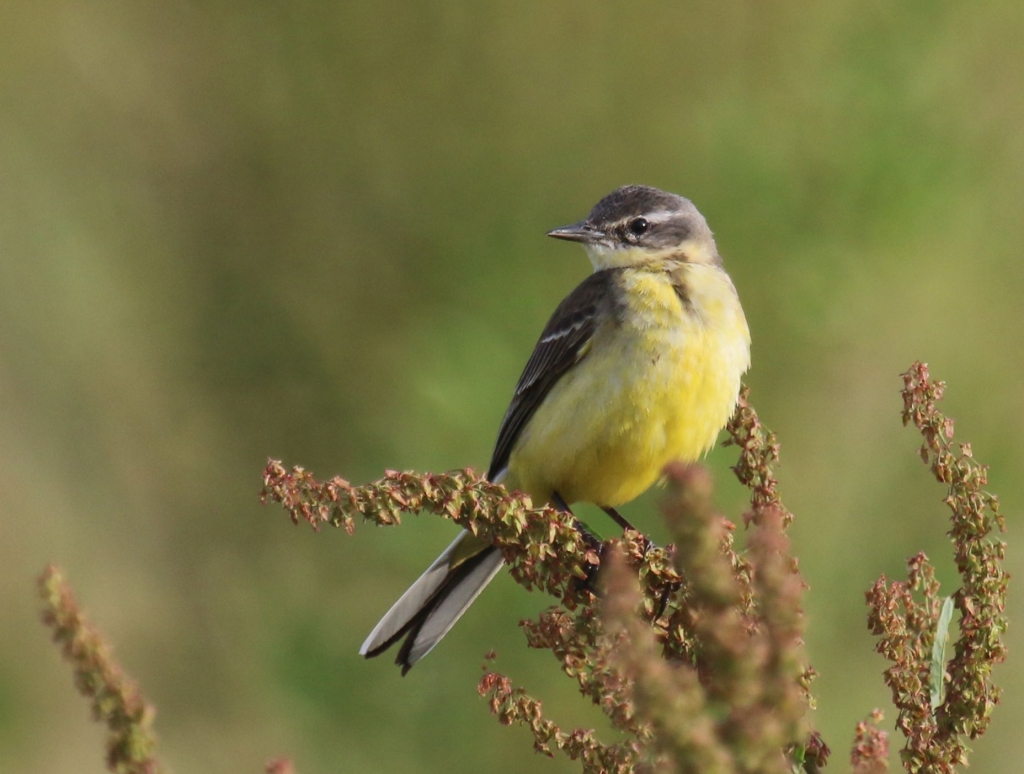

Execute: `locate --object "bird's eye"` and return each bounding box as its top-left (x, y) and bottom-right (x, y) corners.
top-left (628, 217), bottom-right (649, 236)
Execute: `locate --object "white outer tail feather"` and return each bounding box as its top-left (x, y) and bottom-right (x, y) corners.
top-left (405, 549), bottom-right (504, 665)
top-left (359, 532), bottom-right (505, 667)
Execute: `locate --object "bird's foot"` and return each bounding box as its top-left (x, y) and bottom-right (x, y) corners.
top-left (575, 538), bottom-right (606, 597)
top-left (552, 491), bottom-right (605, 597)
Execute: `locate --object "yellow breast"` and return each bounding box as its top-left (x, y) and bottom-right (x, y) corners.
top-left (505, 263), bottom-right (750, 507)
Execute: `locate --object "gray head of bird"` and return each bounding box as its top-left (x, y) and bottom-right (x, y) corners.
top-left (547, 185), bottom-right (720, 271)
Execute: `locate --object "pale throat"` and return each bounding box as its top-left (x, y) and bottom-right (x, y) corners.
top-left (584, 240), bottom-right (717, 271)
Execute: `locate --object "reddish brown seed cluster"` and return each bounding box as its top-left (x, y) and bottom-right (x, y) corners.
top-left (851, 710), bottom-right (890, 774)
top-left (264, 388), bottom-right (834, 773)
top-left (865, 362), bottom-right (1008, 774)
top-left (38, 363), bottom-right (1009, 772)
top-left (264, 757), bottom-right (298, 774)
top-left (38, 565), bottom-right (164, 774)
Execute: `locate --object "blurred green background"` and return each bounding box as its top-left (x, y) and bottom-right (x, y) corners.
top-left (2, 2), bottom-right (1022, 771)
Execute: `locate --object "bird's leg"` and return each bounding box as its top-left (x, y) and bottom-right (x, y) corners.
top-left (552, 491), bottom-right (602, 550)
top-left (551, 491), bottom-right (580, 535)
top-left (602, 505), bottom-right (656, 556)
top-left (553, 491), bottom-right (604, 595)
top-left (551, 490), bottom-right (573, 514)
top-left (602, 505), bottom-right (676, 615)
top-left (655, 581), bottom-right (678, 620)
top-left (650, 543), bottom-right (683, 620)
top-left (601, 505), bottom-right (638, 533)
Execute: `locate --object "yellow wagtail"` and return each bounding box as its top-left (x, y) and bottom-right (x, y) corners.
top-left (361, 185), bottom-right (751, 673)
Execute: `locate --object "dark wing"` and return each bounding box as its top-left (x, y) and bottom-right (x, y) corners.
top-left (486, 269), bottom-right (619, 480)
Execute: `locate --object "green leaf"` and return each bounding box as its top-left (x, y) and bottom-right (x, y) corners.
top-left (930, 596), bottom-right (956, 710)
top-left (789, 743), bottom-right (806, 773)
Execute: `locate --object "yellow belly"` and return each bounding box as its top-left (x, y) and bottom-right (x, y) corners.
top-left (504, 265), bottom-right (750, 507)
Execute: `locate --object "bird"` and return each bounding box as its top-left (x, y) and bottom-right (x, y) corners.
top-left (360, 185), bottom-right (751, 673)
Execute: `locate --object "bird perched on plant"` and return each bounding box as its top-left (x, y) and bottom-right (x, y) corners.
top-left (361, 185), bottom-right (751, 673)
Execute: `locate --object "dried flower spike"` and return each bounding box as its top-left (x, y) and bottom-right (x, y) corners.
top-left (866, 362), bottom-right (1008, 774)
top-left (38, 565), bottom-right (164, 774)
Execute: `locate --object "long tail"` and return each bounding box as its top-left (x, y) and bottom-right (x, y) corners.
top-left (359, 531), bottom-right (504, 674)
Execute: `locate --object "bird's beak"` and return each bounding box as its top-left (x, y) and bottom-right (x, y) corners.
top-left (546, 221), bottom-right (604, 244)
